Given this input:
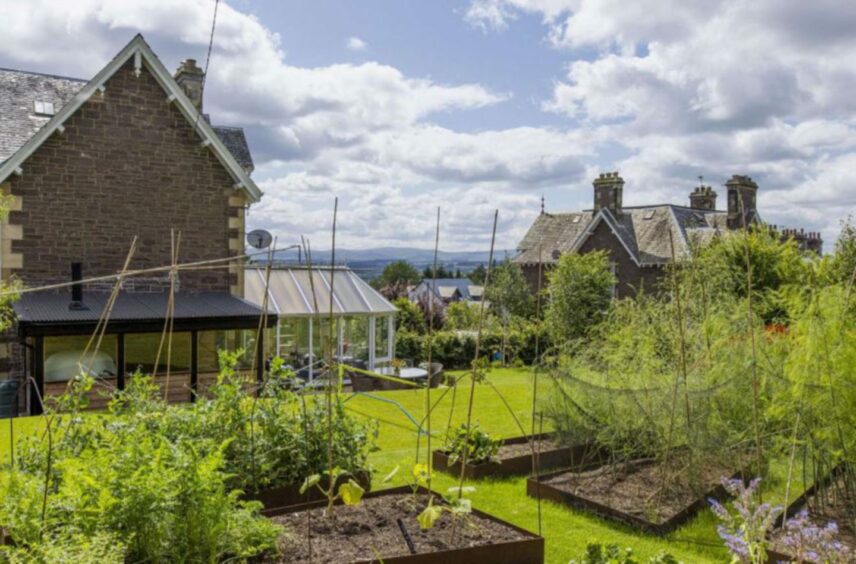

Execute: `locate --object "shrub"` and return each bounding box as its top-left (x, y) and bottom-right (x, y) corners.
top-left (395, 329), bottom-right (424, 363)
top-left (444, 423), bottom-right (502, 465)
top-left (393, 297), bottom-right (426, 334)
top-left (444, 300), bottom-right (481, 330)
top-left (570, 542), bottom-right (679, 563)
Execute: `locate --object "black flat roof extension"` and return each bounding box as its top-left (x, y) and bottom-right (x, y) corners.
top-left (14, 291), bottom-right (276, 336)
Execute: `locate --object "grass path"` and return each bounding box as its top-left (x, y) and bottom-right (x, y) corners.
top-left (344, 367), bottom-right (727, 563)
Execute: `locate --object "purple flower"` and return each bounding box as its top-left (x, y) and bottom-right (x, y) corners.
top-left (780, 510), bottom-right (852, 563)
top-left (709, 476), bottom-right (783, 562)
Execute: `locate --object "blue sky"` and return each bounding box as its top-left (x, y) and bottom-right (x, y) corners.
top-left (245, 1), bottom-right (574, 131)
top-left (1, 0), bottom-right (854, 251)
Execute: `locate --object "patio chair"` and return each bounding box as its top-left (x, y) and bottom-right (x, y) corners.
top-left (419, 362), bottom-right (444, 388)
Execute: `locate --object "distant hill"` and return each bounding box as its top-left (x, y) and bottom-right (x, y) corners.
top-left (251, 246), bottom-right (515, 281)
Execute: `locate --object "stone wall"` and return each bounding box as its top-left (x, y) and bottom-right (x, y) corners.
top-left (577, 219), bottom-right (664, 298)
top-left (3, 59), bottom-right (245, 293)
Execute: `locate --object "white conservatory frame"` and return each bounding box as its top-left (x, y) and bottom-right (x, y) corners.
top-left (244, 266), bottom-right (397, 380)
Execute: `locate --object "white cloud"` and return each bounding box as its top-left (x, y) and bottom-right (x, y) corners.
top-left (346, 36), bottom-right (367, 51)
top-left (0, 0), bottom-right (593, 250)
top-left (467, 0), bottom-right (856, 247)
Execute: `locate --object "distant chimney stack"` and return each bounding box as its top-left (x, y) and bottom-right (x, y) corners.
top-left (174, 59), bottom-right (205, 111)
top-left (725, 174), bottom-right (758, 230)
top-left (69, 262), bottom-right (88, 311)
top-left (689, 185), bottom-right (717, 211)
top-left (593, 172), bottom-right (624, 215)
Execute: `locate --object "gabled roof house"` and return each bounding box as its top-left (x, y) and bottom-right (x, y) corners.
top-left (409, 278), bottom-right (484, 304)
top-left (0, 35), bottom-right (275, 414)
top-left (515, 173), bottom-right (822, 297)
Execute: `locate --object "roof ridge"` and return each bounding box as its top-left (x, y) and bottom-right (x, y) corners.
top-left (0, 66), bottom-right (87, 83)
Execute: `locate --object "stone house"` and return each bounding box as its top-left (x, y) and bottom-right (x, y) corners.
top-left (0, 35), bottom-right (276, 415)
top-left (514, 172), bottom-right (822, 297)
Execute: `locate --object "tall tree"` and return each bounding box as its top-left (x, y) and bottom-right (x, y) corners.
top-left (485, 259), bottom-right (534, 320)
top-left (373, 260), bottom-right (421, 298)
top-left (833, 216), bottom-right (856, 285)
top-left (545, 250), bottom-right (616, 345)
top-left (468, 264), bottom-right (487, 285)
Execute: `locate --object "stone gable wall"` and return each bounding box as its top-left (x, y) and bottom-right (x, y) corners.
top-left (578, 219), bottom-right (664, 298)
top-left (4, 59), bottom-right (245, 293)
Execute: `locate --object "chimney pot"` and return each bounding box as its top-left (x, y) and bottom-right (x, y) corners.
top-left (174, 58), bottom-right (205, 111)
top-left (593, 171), bottom-right (624, 215)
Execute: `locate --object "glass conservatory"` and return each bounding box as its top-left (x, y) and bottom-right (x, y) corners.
top-left (244, 267), bottom-right (397, 380)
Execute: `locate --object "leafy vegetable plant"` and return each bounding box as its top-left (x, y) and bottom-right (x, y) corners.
top-left (444, 423), bottom-right (502, 466)
top-left (299, 467), bottom-right (366, 515)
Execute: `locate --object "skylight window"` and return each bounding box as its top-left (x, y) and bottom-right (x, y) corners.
top-left (571, 215), bottom-right (581, 223)
top-left (643, 209), bottom-right (656, 220)
top-left (33, 100), bottom-right (55, 116)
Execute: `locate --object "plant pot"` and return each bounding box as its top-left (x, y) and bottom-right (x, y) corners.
top-left (527, 460), bottom-right (747, 535)
top-left (244, 469), bottom-right (372, 511)
top-left (269, 486), bottom-right (544, 563)
top-left (433, 433), bottom-right (606, 479)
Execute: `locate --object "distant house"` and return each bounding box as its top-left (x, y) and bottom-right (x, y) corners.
top-left (514, 172), bottom-right (822, 298)
top-left (0, 35), bottom-right (273, 415)
top-left (409, 278), bottom-right (484, 304)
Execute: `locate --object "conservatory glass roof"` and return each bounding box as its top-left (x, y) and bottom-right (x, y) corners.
top-left (244, 267), bottom-right (396, 317)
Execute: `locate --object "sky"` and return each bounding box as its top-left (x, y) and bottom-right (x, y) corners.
top-left (1, 0), bottom-right (854, 252)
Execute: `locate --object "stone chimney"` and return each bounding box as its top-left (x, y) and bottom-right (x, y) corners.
top-left (725, 174), bottom-right (758, 230)
top-left (174, 59), bottom-right (205, 111)
top-left (593, 172), bottom-right (624, 215)
top-left (689, 185), bottom-right (717, 211)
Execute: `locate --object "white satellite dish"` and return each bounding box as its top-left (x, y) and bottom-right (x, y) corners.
top-left (247, 229), bottom-right (273, 249)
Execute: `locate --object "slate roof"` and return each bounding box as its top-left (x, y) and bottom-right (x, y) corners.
top-left (211, 126), bottom-right (254, 172)
top-left (514, 212), bottom-right (593, 264)
top-left (0, 67), bottom-right (254, 172)
top-left (409, 278), bottom-right (481, 301)
top-left (515, 205), bottom-right (729, 266)
top-left (0, 68), bottom-right (85, 162)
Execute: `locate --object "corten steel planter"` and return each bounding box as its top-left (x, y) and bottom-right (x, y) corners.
top-left (245, 469), bottom-right (372, 511)
top-left (765, 464), bottom-right (848, 562)
top-left (433, 433), bottom-right (605, 480)
top-left (527, 464), bottom-right (748, 536)
top-left (268, 485), bottom-right (545, 564)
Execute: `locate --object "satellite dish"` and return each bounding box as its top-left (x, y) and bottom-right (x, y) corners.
top-left (247, 229), bottom-right (273, 250)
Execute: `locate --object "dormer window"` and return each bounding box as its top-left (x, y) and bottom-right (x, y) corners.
top-left (33, 100), bottom-right (55, 116)
top-left (643, 209), bottom-right (655, 220)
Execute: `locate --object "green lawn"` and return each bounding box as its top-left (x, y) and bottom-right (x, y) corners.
top-left (4, 368), bottom-right (806, 563)
top-left (343, 368), bottom-right (728, 563)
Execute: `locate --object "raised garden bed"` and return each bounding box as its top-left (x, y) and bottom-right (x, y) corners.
top-left (767, 468), bottom-right (855, 561)
top-left (245, 470), bottom-right (372, 512)
top-left (432, 433), bottom-right (605, 480)
top-left (527, 457), bottom-right (746, 535)
top-left (270, 486), bottom-right (544, 563)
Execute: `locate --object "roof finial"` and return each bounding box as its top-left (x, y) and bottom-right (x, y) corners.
top-left (540, 194), bottom-right (545, 215)
top-left (698, 174), bottom-right (704, 187)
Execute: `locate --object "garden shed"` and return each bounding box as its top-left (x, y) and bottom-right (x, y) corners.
top-left (244, 267), bottom-right (397, 380)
